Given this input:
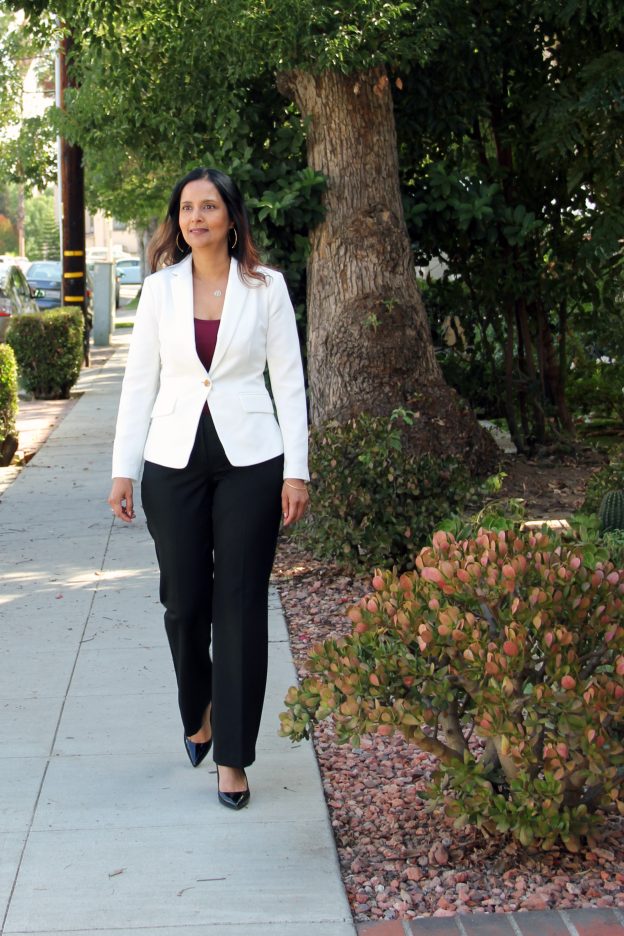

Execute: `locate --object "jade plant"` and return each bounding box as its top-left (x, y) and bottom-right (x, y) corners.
top-left (280, 529), bottom-right (624, 851)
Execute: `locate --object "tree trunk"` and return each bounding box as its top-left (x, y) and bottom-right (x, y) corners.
top-left (16, 186), bottom-right (25, 256)
top-left (536, 300), bottom-right (574, 435)
top-left (504, 305), bottom-right (522, 451)
top-left (276, 66), bottom-right (497, 472)
top-left (139, 217), bottom-right (159, 277)
top-left (516, 298), bottom-right (546, 443)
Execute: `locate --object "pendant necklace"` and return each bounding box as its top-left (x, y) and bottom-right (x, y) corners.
top-left (213, 289), bottom-right (222, 297)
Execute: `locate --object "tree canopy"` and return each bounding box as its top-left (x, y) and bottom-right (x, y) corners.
top-left (0, 5), bottom-right (55, 191)
top-left (6, 0), bottom-right (437, 227)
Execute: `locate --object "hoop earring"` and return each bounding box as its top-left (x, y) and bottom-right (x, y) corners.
top-left (229, 228), bottom-right (238, 250)
top-left (176, 232), bottom-right (187, 252)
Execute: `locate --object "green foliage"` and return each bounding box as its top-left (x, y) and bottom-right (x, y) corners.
top-left (0, 5), bottom-right (56, 191)
top-left (281, 528), bottom-right (624, 851)
top-left (566, 289), bottom-right (624, 428)
top-left (422, 278), bottom-right (506, 419)
top-left (599, 490), bottom-right (624, 535)
top-left (0, 212), bottom-right (17, 252)
top-left (0, 341), bottom-right (18, 442)
top-left (563, 512), bottom-right (624, 570)
top-left (14, 0), bottom-right (438, 77)
top-left (583, 449), bottom-right (624, 512)
top-left (437, 495), bottom-right (526, 541)
top-left (25, 191), bottom-right (60, 260)
top-left (397, 0), bottom-right (624, 449)
top-left (7, 307), bottom-right (83, 398)
top-left (567, 354), bottom-right (624, 423)
top-left (601, 531), bottom-right (624, 570)
top-left (2, 4), bottom-right (328, 311)
top-left (294, 409), bottom-right (483, 571)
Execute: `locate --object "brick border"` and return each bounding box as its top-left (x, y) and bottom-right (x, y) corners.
top-left (357, 909), bottom-right (624, 936)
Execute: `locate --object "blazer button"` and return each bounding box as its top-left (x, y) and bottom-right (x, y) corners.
top-left (203, 378), bottom-right (211, 387)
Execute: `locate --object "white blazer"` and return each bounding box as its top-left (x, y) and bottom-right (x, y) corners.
top-left (112, 255), bottom-right (309, 482)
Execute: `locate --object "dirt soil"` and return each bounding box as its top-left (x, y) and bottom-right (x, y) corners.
top-left (495, 445), bottom-right (608, 518)
top-left (271, 445), bottom-right (624, 924)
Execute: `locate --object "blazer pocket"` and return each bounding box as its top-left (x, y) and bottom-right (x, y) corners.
top-left (150, 393), bottom-right (177, 418)
top-left (239, 393), bottom-right (275, 414)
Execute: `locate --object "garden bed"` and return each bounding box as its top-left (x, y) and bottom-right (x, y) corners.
top-left (272, 446), bottom-right (624, 923)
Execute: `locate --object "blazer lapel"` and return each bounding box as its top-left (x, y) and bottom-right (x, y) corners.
top-left (209, 258), bottom-right (249, 374)
top-left (170, 253), bottom-right (198, 361)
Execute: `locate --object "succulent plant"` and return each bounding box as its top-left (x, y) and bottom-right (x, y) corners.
top-left (599, 489), bottom-right (624, 534)
top-left (280, 528), bottom-right (624, 851)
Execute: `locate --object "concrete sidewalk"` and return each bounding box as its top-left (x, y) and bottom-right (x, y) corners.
top-left (0, 340), bottom-right (355, 935)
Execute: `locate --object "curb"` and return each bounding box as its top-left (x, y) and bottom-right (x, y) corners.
top-left (357, 908), bottom-right (624, 934)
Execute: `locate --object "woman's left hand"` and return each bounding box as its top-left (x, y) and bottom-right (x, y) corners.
top-left (281, 479), bottom-right (310, 527)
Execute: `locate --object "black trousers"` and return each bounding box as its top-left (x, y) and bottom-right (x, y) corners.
top-left (141, 408), bottom-right (284, 768)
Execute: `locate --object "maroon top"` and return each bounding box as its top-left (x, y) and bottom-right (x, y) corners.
top-left (194, 317), bottom-right (220, 371)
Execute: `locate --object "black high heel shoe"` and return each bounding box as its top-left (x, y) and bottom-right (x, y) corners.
top-left (184, 734), bottom-right (212, 767)
top-left (185, 705), bottom-right (213, 768)
top-left (216, 766), bottom-right (250, 810)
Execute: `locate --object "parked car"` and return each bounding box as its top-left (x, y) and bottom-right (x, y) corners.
top-left (26, 260), bottom-right (95, 365)
top-left (0, 263), bottom-right (40, 341)
top-left (26, 260), bottom-right (95, 313)
top-left (26, 260), bottom-right (63, 309)
top-left (115, 257), bottom-right (143, 286)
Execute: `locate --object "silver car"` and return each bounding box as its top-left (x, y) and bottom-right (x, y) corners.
top-left (115, 258), bottom-right (143, 285)
top-left (0, 264), bottom-right (39, 341)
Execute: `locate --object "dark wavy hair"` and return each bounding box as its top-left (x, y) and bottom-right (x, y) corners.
top-left (148, 167), bottom-right (265, 284)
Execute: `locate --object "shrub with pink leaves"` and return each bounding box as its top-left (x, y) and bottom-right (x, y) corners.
top-left (280, 529), bottom-right (624, 851)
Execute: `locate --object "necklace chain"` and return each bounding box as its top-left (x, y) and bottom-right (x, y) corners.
top-left (192, 265), bottom-right (227, 299)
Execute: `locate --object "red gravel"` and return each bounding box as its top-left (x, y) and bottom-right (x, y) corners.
top-left (272, 536), bottom-right (624, 924)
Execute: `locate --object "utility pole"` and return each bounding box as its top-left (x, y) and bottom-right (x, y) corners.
top-left (58, 32), bottom-right (89, 364)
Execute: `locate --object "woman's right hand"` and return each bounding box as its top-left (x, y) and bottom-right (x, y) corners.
top-left (108, 477), bottom-right (136, 523)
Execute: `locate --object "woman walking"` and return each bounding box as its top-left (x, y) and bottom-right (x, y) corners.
top-left (108, 167), bottom-right (309, 809)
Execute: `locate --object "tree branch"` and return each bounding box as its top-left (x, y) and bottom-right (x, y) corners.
top-left (439, 702), bottom-right (469, 755)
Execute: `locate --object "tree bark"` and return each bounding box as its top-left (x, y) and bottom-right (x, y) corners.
top-left (536, 300), bottom-right (574, 435)
top-left (277, 66), bottom-right (498, 472)
top-left (504, 305), bottom-right (522, 451)
top-left (16, 186), bottom-right (25, 257)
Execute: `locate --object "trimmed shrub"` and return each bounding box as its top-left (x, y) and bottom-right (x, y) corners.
top-left (7, 308), bottom-right (83, 399)
top-left (280, 528), bottom-right (624, 851)
top-left (293, 409), bottom-right (485, 571)
top-left (0, 343), bottom-right (18, 465)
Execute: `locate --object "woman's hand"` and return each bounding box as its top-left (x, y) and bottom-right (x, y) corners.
top-left (281, 478), bottom-right (309, 527)
top-left (108, 477), bottom-right (136, 523)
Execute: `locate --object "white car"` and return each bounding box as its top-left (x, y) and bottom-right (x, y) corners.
top-left (0, 254), bottom-right (30, 274)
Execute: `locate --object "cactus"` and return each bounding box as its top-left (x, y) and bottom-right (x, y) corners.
top-left (599, 489), bottom-right (624, 533)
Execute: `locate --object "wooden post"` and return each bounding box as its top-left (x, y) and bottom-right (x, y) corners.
top-left (59, 33), bottom-right (90, 364)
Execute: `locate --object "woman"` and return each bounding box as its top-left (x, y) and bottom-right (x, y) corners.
top-left (108, 167), bottom-right (309, 810)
